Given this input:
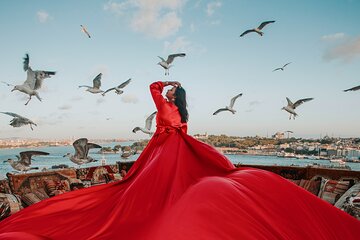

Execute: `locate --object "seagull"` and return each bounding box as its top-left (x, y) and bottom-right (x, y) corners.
top-left (63, 138), bottom-right (102, 167)
top-left (282, 97), bottom-right (314, 120)
top-left (80, 25), bottom-right (91, 38)
top-left (79, 73), bottom-right (104, 94)
top-left (12, 151), bottom-right (50, 167)
top-left (213, 93), bottom-right (243, 115)
top-left (158, 53), bottom-right (186, 75)
top-left (102, 78), bottom-right (131, 96)
top-left (240, 20), bottom-right (275, 37)
top-left (343, 85), bottom-right (360, 92)
top-left (3, 159), bottom-right (39, 173)
top-left (2, 81), bottom-right (14, 87)
top-left (132, 111), bottom-right (157, 136)
top-left (0, 112), bottom-right (37, 130)
top-left (121, 146), bottom-right (137, 159)
top-left (273, 62), bottom-right (291, 72)
top-left (11, 54), bottom-right (56, 105)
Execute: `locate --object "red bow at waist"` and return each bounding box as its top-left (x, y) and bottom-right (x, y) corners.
top-left (155, 124), bottom-right (187, 135)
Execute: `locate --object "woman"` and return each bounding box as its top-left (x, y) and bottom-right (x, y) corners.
top-left (0, 81), bottom-right (359, 239)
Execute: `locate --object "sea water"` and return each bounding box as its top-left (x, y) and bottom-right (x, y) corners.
top-left (0, 141), bottom-right (359, 179)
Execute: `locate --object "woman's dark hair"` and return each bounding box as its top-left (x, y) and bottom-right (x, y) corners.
top-left (174, 87), bottom-right (188, 123)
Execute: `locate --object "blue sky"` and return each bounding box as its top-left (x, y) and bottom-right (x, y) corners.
top-left (0, 0), bottom-right (359, 140)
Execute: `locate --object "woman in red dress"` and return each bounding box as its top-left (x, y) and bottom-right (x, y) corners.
top-left (0, 81), bottom-right (359, 239)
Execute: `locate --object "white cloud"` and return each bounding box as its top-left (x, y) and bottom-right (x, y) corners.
top-left (323, 36), bottom-right (360, 62)
top-left (104, 0), bottom-right (186, 39)
top-left (206, 1), bottom-right (222, 16)
top-left (37, 11), bottom-right (51, 23)
top-left (103, 1), bottom-right (131, 15)
top-left (121, 94), bottom-right (139, 103)
top-left (322, 33), bottom-right (345, 41)
top-left (164, 36), bottom-right (191, 53)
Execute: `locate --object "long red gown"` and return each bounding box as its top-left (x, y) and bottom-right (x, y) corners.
top-left (0, 81), bottom-right (359, 239)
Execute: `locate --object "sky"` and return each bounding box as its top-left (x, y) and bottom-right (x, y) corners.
top-left (0, 0), bottom-right (359, 140)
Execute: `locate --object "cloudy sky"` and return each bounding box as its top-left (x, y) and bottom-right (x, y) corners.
top-left (0, 0), bottom-right (359, 140)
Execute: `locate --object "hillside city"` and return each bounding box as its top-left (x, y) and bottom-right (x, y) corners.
top-left (1, 132), bottom-right (360, 162)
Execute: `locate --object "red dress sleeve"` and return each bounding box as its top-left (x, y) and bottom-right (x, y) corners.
top-left (150, 81), bottom-right (166, 110)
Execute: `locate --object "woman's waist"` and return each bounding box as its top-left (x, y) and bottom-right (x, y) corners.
top-left (155, 124), bottom-right (187, 134)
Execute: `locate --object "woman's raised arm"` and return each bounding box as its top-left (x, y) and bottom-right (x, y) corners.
top-left (150, 81), bottom-right (166, 109)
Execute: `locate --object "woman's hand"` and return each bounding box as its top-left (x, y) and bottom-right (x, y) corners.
top-left (164, 81), bottom-right (181, 87)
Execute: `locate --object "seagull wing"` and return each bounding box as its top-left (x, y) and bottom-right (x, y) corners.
top-left (166, 53), bottom-right (186, 64)
top-left (73, 138), bottom-right (88, 159)
top-left (93, 73), bottom-right (102, 89)
top-left (23, 54), bottom-right (30, 71)
top-left (229, 93), bottom-right (242, 108)
top-left (0, 112), bottom-right (24, 119)
top-left (34, 71), bottom-right (56, 90)
top-left (344, 85), bottom-right (360, 92)
top-left (158, 56), bottom-right (166, 62)
top-left (103, 87), bottom-right (115, 95)
top-left (23, 68), bottom-right (36, 89)
top-left (86, 143), bottom-right (102, 157)
top-left (132, 127), bottom-right (141, 133)
top-left (81, 25), bottom-right (91, 38)
top-left (145, 111), bottom-right (157, 130)
top-left (2, 81), bottom-right (13, 86)
top-left (78, 85), bottom-right (92, 89)
top-left (293, 98), bottom-right (314, 109)
top-left (240, 29), bottom-right (254, 37)
top-left (19, 151), bottom-right (49, 165)
top-left (213, 108), bottom-right (227, 115)
top-left (286, 97), bottom-right (294, 106)
top-left (117, 78), bottom-right (131, 89)
top-left (258, 20), bottom-right (275, 30)
top-left (273, 67), bottom-right (282, 72)
top-left (282, 62), bottom-right (291, 68)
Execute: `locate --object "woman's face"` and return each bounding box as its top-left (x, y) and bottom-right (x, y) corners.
top-left (166, 87), bottom-right (177, 102)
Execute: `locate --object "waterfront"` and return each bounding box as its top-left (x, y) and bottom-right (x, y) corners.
top-left (1, 142), bottom-right (359, 179)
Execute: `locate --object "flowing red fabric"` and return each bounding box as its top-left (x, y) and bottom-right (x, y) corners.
top-left (0, 82), bottom-right (359, 239)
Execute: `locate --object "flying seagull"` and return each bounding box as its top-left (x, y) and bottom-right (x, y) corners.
top-left (273, 62), bottom-right (291, 72)
top-left (158, 53), bottom-right (186, 75)
top-left (63, 138), bottom-right (102, 167)
top-left (121, 146), bottom-right (137, 159)
top-left (343, 85), bottom-right (360, 92)
top-left (11, 54), bottom-right (56, 105)
top-left (0, 112), bottom-right (37, 130)
top-left (213, 93), bottom-right (243, 115)
top-left (79, 73), bottom-right (104, 94)
top-left (132, 111), bottom-right (157, 136)
top-left (13, 151), bottom-right (50, 167)
top-left (3, 159), bottom-right (39, 172)
top-left (240, 20), bottom-right (275, 37)
top-left (282, 97), bottom-right (314, 120)
top-left (2, 81), bottom-right (14, 87)
top-left (102, 78), bottom-right (131, 96)
top-left (80, 25), bottom-right (91, 38)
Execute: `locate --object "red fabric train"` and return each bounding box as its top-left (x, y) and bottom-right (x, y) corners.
top-left (0, 82), bottom-right (359, 239)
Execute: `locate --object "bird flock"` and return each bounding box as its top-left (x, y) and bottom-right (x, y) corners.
top-left (1, 20), bottom-right (359, 171)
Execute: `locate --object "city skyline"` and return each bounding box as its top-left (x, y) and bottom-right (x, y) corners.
top-left (0, 0), bottom-right (360, 140)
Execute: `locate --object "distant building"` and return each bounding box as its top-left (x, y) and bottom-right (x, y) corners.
top-left (272, 132), bottom-right (285, 140)
top-left (193, 132), bottom-right (208, 139)
top-left (347, 149), bottom-right (360, 160)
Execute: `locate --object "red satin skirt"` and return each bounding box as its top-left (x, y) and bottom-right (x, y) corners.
top-left (0, 131), bottom-right (359, 239)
